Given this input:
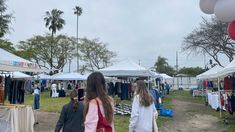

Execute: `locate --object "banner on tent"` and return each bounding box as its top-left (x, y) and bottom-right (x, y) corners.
top-left (0, 61), bottom-right (38, 69)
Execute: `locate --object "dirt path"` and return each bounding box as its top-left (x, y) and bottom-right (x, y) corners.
top-left (160, 98), bottom-right (226, 132)
top-left (34, 111), bottom-right (59, 132)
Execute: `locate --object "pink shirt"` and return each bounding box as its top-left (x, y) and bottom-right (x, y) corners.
top-left (84, 99), bottom-right (115, 132)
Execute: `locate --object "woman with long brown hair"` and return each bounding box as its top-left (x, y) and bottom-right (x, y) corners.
top-left (84, 72), bottom-right (114, 132)
top-left (129, 80), bottom-right (158, 132)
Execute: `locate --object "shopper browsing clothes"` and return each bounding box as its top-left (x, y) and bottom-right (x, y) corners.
top-left (129, 80), bottom-right (158, 132)
top-left (34, 83), bottom-right (40, 110)
top-left (84, 72), bottom-right (114, 132)
top-left (55, 90), bottom-right (84, 132)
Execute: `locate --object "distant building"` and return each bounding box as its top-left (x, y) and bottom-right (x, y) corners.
top-left (173, 74), bottom-right (197, 90)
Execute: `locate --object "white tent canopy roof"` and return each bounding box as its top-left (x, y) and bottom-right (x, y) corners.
top-left (52, 72), bottom-right (87, 80)
top-left (99, 59), bottom-right (152, 77)
top-left (0, 48), bottom-right (46, 72)
top-left (196, 65), bottom-right (223, 80)
top-left (13, 72), bottom-right (32, 79)
top-left (216, 60), bottom-right (235, 77)
top-left (1, 72), bottom-right (32, 79)
top-left (34, 73), bottom-right (52, 80)
top-left (159, 73), bottom-right (173, 79)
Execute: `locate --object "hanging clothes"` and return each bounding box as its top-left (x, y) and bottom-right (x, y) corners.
top-left (8, 80), bottom-right (25, 104)
top-left (0, 76), bottom-right (4, 104)
top-left (150, 88), bottom-right (160, 109)
top-left (231, 94), bottom-right (235, 112)
top-left (224, 76), bottom-right (233, 90)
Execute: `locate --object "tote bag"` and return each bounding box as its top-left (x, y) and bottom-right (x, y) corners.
top-left (95, 99), bottom-right (112, 132)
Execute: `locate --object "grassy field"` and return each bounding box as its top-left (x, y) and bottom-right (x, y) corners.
top-left (24, 90), bottom-right (235, 131)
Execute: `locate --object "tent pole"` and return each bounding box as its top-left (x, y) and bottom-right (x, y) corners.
top-left (148, 76), bottom-right (150, 89)
top-left (218, 77), bottom-right (221, 118)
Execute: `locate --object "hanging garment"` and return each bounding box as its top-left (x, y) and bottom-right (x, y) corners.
top-left (224, 76), bottom-right (233, 90)
top-left (150, 88), bottom-right (160, 109)
top-left (4, 75), bottom-right (11, 100)
top-left (231, 95), bottom-right (235, 112)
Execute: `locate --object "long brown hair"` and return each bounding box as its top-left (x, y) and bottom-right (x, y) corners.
top-left (84, 72), bottom-right (113, 123)
top-left (136, 80), bottom-right (153, 107)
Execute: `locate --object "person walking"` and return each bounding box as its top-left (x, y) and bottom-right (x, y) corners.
top-left (165, 82), bottom-right (170, 95)
top-left (55, 90), bottom-right (84, 132)
top-left (129, 80), bottom-right (158, 132)
top-left (84, 72), bottom-right (115, 132)
top-left (34, 83), bottom-right (40, 110)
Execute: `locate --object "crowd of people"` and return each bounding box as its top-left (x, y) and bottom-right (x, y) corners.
top-left (34, 72), bottom-right (160, 132)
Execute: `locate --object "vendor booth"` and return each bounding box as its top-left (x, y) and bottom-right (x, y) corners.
top-left (0, 48), bottom-right (47, 132)
top-left (0, 48), bottom-right (45, 72)
top-left (196, 65), bottom-right (223, 109)
top-left (99, 59), bottom-right (152, 77)
top-left (52, 72), bottom-right (87, 80)
top-left (99, 59), bottom-right (153, 100)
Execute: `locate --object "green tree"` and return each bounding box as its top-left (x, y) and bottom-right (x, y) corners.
top-left (154, 56), bottom-right (175, 76)
top-left (0, 0), bottom-right (13, 38)
top-left (0, 39), bottom-right (15, 52)
top-left (44, 9), bottom-right (65, 72)
top-left (79, 37), bottom-right (116, 72)
top-left (17, 35), bottom-right (76, 73)
top-left (178, 67), bottom-right (205, 76)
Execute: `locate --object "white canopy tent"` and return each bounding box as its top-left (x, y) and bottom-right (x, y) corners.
top-left (160, 73), bottom-right (173, 79)
top-left (216, 60), bottom-right (235, 77)
top-left (0, 48), bottom-right (46, 72)
top-left (196, 65), bottom-right (224, 80)
top-left (13, 72), bottom-right (33, 79)
top-left (1, 72), bottom-right (33, 79)
top-left (52, 72), bottom-right (87, 80)
top-left (99, 59), bottom-right (152, 77)
top-left (34, 73), bottom-right (52, 80)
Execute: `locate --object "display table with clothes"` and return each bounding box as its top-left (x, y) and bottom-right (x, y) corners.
top-left (0, 105), bottom-right (35, 132)
top-left (207, 92), bottom-right (220, 110)
top-left (193, 90), bottom-right (206, 97)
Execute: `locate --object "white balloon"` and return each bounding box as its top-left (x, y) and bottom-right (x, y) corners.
top-left (199, 0), bottom-right (217, 14)
top-left (214, 0), bottom-right (235, 22)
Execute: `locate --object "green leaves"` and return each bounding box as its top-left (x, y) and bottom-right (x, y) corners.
top-left (17, 35), bottom-right (76, 71)
top-left (44, 9), bottom-right (65, 35)
top-left (78, 37), bottom-right (116, 71)
top-left (154, 56), bottom-right (175, 76)
top-left (0, 0), bottom-right (13, 38)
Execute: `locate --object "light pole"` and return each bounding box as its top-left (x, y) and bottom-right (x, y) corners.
top-left (74, 6), bottom-right (82, 73)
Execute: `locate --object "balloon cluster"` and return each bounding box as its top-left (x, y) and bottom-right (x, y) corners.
top-left (199, 0), bottom-right (235, 40)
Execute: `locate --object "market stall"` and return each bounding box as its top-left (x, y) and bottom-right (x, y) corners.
top-left (0, 48), bottom-right (45, 72)
top-left (196, 65), bottom-right (223, 109)
top-left (52, 72), bottom-right (87, 80)
top-left (99, 59), bottom-right (152, 77)
top-left (99, 59), bottom-right (153, 100)
top-left (0, 48), bottom-right (46, 132)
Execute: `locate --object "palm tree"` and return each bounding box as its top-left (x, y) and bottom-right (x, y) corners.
top-left (44, 9), bottom-right (65, 73)
top-left (74, 6), bottom-right (82, 72)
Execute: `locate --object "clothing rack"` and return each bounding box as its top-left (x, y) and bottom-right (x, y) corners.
top-left (219, 89), bottom-right (235, 124)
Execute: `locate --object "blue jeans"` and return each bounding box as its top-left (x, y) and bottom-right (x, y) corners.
top-left (34, 94), bottom-right (40, 110)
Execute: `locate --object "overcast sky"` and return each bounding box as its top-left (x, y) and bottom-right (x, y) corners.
top-left (5, 0), bottom-right (216, 72)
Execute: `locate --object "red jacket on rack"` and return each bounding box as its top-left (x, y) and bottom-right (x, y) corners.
top-left (224, 76), bottom-right (233, 90)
